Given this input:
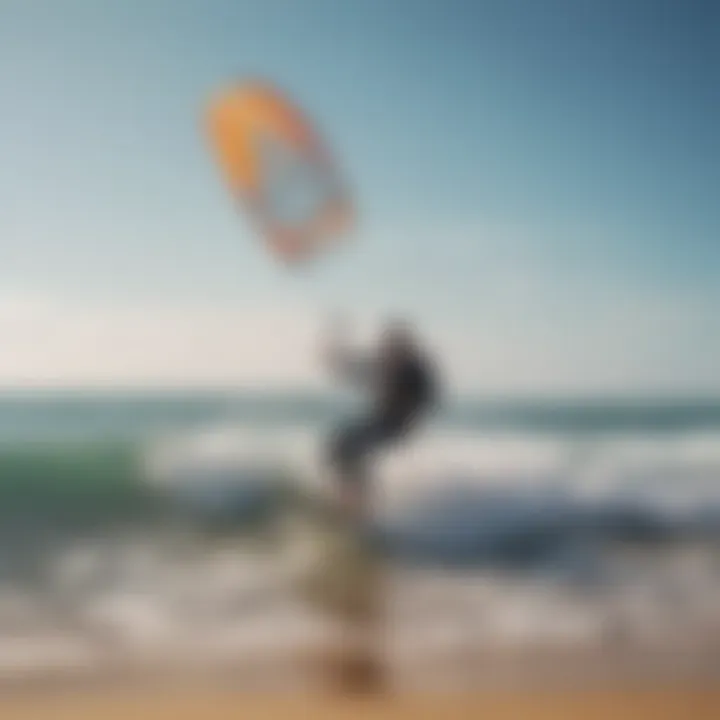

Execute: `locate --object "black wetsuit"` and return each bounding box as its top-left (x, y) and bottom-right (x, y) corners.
top-left (329, 350), bottom-right (437, 489)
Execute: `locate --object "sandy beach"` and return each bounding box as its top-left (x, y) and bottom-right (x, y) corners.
top-left (2, 682), bottom-right (719, 720)
top-left (0, 640), bottom-right (719, 720)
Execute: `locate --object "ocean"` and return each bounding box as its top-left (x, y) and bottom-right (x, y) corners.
top-left (0, 390), bottom-right (718, 686)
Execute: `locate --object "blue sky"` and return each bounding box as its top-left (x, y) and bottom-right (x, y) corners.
top-left (0, 0), bottom-right (718, 392)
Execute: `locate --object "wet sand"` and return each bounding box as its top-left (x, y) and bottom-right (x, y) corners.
top-left (1, 683), bottom-right (719, 720)
top-left (0, 640), bottom-right (718, 719)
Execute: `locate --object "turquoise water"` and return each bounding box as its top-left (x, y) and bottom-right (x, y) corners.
top-left (0, 442), bottom-right (152, 521)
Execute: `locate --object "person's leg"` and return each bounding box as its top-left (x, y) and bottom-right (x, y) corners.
top-left (324, 419), bottom-right (390, 692)
top-left (327, 419), bottom-right (377, 519)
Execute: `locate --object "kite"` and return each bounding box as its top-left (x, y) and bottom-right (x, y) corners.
top-left (205, 79), bottom-right (353, 264)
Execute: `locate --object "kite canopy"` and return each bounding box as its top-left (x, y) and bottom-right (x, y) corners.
top-left (205, 80), bottom-right (353, 264)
